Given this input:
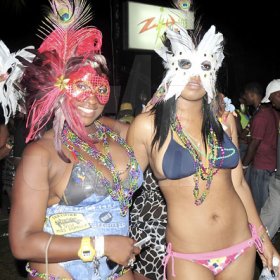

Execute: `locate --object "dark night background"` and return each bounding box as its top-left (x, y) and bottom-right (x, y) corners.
top-left (0, 0), bottom-right (279, 114)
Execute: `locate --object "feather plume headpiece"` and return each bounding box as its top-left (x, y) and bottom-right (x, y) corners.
top-left (0, 40), bottom-right (34, 123)
top-left (151, 24), bottom-right (224, 104)
top-left (20, 0), bottom-right (110, 159)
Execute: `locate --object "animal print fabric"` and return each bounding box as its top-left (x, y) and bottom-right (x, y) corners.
top-left (130, 168), bottom-right (167, 280)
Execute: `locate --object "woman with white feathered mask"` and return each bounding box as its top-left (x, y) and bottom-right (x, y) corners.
top-left (127, 20), bottom-right (280, 280)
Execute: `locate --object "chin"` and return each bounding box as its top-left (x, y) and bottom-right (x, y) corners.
top-left (82, 120), bottom-right (94, 127)
top-left (80, 116), bottom-right (99, 127)
top-left (77, 108), bottom-right (103, 126)
top-left (78, 114), bottom-right (100, 127)
top-left (180, 93), bottom-right (205, 101)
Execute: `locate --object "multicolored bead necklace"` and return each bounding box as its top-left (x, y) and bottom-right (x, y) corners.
top-left (61, 121), bottom-right (141, 216)
top-left (26, 262), bottom-right (72, 280)
top-left (171, 116), bottom-right (224, 205)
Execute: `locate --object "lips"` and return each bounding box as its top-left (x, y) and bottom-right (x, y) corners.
top-left (187, 81), bottom-right (201, 89)
top-left (77, 106), bottom-right (97, 115)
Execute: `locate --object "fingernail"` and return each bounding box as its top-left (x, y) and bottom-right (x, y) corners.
top-left (271, 269), bottom-right (275, 277)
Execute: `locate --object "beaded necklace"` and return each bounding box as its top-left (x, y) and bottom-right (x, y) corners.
top-left (26, 262), bottom-right (72, 280)
top-left (171, 116), bottom-right (224, 205)
top-left (61, 121), bottom-right (141, 216)
top-left (186, 131), bottom-right (235, 161)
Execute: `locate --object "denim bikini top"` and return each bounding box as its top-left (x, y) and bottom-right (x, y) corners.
top-left (162, 131), bottom-right (239, 180)
top-left (59, 162), bottom-right (143, 207)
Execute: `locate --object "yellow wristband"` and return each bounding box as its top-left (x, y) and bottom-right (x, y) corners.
top-left (78, 236), bottom-right (96, 262)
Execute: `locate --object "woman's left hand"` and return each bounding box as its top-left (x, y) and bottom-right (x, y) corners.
top-left (259, 238), bottom-right (280, 278)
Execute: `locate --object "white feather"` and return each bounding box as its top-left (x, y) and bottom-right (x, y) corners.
top-left (0, 41), bottom-right (35, 123)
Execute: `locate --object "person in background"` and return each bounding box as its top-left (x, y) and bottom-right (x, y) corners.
top-left (260, 79), bottom-right (280, 239)
top-left (242, 81), bottom-right (279, 213)
top-left (0, 40), bottom-right (33, 213)
top-left (235, 96), bottom-right (251, 159)
top-left (9, 1), bottom-right (143, 279)
top-left (1, 117), bottom-right (15, 211)
top-left (118, 102), bottom-right (135, 125)
top-left (12, 111), bottom-right (27, 166)
top-left (0, 122), bottom-right (11, 160)
top-left (0, 110), bottom-right (10, 214)
top-left (242, 82), bottom-right (264, 118)
top-left (127, 15), bottom-right (280, 279)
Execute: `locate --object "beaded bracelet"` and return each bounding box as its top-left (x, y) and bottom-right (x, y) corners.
top-left (26, 262), bottom-right (72, 280)
top-left (108, 267), bottom-right (130, 280)
top-left (259, 226), bottom-right (270, 242)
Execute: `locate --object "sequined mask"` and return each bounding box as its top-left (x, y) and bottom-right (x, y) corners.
top-left (66, 65), bottom-right (110, 105)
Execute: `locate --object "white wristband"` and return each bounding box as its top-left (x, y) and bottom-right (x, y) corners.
top-left (242, 165), bottom-right (249, 169)
top-left (95, 236), bottom-right (104, 258)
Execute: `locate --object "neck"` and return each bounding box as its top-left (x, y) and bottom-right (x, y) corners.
top-left (253, 98), bottom-right (261, 109)
top-left (85, 120), bottom-right (100, 134)
top-left (176, 97), bottom-right (203, 123)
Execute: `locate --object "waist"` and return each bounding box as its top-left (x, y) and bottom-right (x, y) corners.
top-left (165, 196), bottom-right (248, 251)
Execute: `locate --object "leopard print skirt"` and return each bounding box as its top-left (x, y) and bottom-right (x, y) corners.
top-left (130, 168), bottom-right (167, 280)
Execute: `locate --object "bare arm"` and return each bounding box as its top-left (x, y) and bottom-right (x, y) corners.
top-left (226, 114), bottom-right (261, 227)
top-left (226, 114), bottom-right (280, 271)
top-left (9, 142), bottom-right (81, 262)
top-left (126, 112), bottom-right (152, 173)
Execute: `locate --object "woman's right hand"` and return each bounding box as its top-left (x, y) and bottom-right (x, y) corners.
top-left (104, 235), bottom-right (140, 266)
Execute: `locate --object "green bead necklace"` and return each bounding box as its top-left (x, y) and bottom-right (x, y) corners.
top-left (171, 116), bottom-right (224, 205)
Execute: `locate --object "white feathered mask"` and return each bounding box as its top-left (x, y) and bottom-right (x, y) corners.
top-left (0, 40), bottom-right (35, 123)
top-left (151, 25), bottom-right (224, 104)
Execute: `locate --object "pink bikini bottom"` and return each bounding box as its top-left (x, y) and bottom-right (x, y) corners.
top-left (163, 224), bottom-right (263, 279)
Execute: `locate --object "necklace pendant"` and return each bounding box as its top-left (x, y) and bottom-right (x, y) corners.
top-left (195, 199), bottom-right (202, 206)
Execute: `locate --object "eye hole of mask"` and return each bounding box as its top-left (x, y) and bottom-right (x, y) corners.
top-left (98, 86), bottom-right (108, 94)
top-left (76, 81), bottom-right (91, 91)
top-left (201, 61), bottom-right (211, 71)
top-left (178, 59), bottom-right (192, 69)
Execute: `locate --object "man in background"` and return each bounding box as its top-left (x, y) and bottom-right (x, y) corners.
top-left (260, 79), bottom-right (280, 239)
top-left (242, 81), bottom-right (279, 213)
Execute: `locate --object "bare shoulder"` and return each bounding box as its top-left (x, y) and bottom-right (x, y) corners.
top-left (221, 112), bottom-right (237, 136)
top-left (129, 111), bottom-right (155, 136)
top-left (127, 112), bottom-right (154, 171)
top-left (22, 130), bottom-right (56, 157)
top-left (23, 139), bottom-right (50, 158)
top-left (225, 112), bottom-right (237, 130)
top-left (19, 140), bottom-right (52, 177)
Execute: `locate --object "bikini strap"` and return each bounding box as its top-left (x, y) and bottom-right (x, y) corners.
top-left (163, 243), bottom-right (176, 280)
top-left (249, 223), bottom-right (264, 254)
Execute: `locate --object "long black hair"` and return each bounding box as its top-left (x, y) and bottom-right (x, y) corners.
top-left (151, 26), bottom-right (224, 151)
top-left (151, 95), bottom-right (224, 151)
